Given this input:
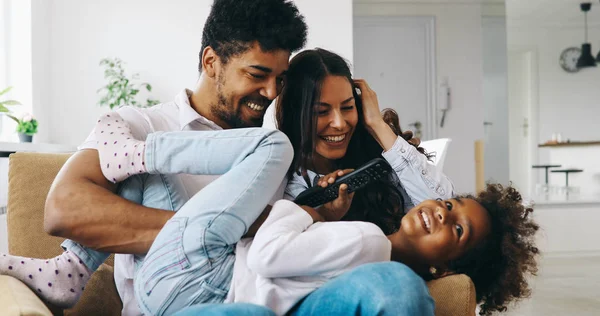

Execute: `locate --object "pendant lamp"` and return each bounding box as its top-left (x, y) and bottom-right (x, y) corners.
top-left (577, 3), bottom-right (597, 68)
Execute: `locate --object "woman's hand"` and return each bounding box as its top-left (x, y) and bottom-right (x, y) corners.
top-left (353, 79), bottom-right (385, 130)
top-left (316, 169), bottom-right (356, 222)
top-left (353, 79), bottom-right (397, 150)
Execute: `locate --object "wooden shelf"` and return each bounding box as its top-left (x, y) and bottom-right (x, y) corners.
top-left (539, 141), bottom-right (600, 148)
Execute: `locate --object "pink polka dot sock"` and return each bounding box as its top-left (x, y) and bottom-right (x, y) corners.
top-left (95, 112), bottom-right (146, 183)
top-left (0, 251), bottom-right (92, 308)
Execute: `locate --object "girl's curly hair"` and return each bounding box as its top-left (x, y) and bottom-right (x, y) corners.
top-left (447, 183), bottom-right (539, 315)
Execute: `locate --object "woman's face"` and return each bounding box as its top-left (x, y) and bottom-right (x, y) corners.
top-left (312, 75), bottom-right (359, 171)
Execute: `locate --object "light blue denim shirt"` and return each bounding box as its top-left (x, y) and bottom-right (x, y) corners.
top-left (284, 136), bottom-right (455, 212)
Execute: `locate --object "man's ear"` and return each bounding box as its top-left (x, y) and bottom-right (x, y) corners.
top-left (201, 46), bottom-right (219, 78)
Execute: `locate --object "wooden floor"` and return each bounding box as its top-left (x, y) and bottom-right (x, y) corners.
top-left (502, 253), bottom-right (600, 316)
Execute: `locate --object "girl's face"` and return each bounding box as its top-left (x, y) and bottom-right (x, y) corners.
top-left (393, 198), bottom-right (491, 267)
top-left (312, 75), bottom-right (359, 173)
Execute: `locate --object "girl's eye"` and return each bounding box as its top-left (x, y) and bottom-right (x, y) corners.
top-left (445, 201), bottom-right (453, 211)
top-left (436, 198), bottom-right (442, 201)
top-left (456, 224), bottom-right (464, 238)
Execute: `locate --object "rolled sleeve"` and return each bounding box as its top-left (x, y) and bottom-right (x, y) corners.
top-left (381, 136), bottom-right (454, 205)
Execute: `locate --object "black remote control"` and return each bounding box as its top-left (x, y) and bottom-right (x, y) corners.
top-left (294, 158), bottom-right (393, 208)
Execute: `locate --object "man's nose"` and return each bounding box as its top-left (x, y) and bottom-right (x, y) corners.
top-left (260, 77), bottom-right (278, 101)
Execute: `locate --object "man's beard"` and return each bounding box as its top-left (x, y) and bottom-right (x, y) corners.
top-left (211, 92), bottom-right (251, 129)
top-left (211, 76), bottom-right (265, 129)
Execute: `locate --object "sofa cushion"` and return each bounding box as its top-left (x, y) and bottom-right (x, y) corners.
top-left (0, 275), bottom-right (52, 316)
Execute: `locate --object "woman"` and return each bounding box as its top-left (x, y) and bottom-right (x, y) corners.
top-left (277, 48), bottom-right (452, 235)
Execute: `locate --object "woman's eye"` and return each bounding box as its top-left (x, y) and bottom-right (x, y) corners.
top-left (342, 105), bottom-right (355, 111)
top-left (456, 224), bottom-right (463, 238)
top-left (317, 110), bottom-right (328, 115)
top-left (445, 201), bottom-right (453, 211)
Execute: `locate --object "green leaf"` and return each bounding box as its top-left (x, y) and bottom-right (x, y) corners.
top-left (1, 100), bottom-right (21, 106)
top-left (0, 104), bottom-right (8, 112)
top-left (6, 114), bottom-right (19, 123)
top-left (0, 86), bottom-right (12, 96)
top-left (145, 83), bottom-right (152, 91)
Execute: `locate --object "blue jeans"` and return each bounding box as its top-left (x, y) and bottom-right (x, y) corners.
top-left (62, 128), bottom-right (292, 314)
top-left (134, 128), bottom-right (292, 315)
top-left (175, 262), bottom-right (434, 316)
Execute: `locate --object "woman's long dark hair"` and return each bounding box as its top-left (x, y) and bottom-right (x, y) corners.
top-left (276, 48), bottom-right (422, 234)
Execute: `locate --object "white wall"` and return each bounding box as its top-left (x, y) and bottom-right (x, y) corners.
top-left (508, 25), bottom-right (600, 145)
top-left (354, 1), bottom-right (485, 193)
top-left (30, 0), bottom-right (353, 147)
top-left (1, 0), bottom-right (33, 142)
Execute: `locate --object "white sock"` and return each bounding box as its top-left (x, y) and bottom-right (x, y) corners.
top-left (95, 112), bottom-right (146, 183)
top-left (0, 251), bottom-right (92, 308)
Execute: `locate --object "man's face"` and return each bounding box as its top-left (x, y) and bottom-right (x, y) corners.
top-left (211, 43), bottom-right (290, 128)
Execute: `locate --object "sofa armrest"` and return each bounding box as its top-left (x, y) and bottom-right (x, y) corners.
top-left (427, 274), bottom-right (477, 316)
top-left (0, 275), bottom-right (52, 316)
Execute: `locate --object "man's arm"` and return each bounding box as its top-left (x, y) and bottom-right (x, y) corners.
top-left (44, 149), bottom-right (174, 255)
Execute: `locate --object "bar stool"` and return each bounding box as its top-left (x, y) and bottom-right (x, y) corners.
top-left (551, 169), bottom-right (583, 196)
top-left (532, 164), bottom-right (561, 195)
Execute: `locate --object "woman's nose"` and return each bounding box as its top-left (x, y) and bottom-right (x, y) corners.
top-left (329, 111), bottom-right (346, 129)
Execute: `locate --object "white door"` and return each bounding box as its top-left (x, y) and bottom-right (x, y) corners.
top-left (508, 50), bottom-right (537, 196)
top-left (353, 16), bottom-right (436, 140)
top-left (482, 17), bottom-right (509, 185)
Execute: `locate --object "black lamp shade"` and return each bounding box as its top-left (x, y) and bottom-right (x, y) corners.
top-left (577, 43), bottom-right (597, 68)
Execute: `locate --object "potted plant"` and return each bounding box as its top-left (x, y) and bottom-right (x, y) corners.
top-left (12, 112), bottom-right (38, 142)
top-left (97, 58), bottom-right (160, 109)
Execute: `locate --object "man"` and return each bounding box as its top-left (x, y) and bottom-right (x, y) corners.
top-left (21, 0), bottom-right (434, 314)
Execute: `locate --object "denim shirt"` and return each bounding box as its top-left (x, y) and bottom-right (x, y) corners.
top-left (284, 136), bottom-right (455, 212)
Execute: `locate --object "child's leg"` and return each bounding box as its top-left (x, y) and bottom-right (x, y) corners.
top-left (134, 128), bottom-right (293, 315)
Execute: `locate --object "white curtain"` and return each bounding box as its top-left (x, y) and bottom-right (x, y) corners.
top-left (1, 0), bottom-right (33, 142)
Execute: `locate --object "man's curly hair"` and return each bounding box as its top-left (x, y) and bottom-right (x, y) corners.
top-left (199, 0), bottom-right (308, 72)
top-left (449, 183), bottom-right (540, 315)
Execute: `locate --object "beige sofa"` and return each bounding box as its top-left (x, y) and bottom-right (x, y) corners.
top-left (1, 152), bottom-right (477, 315)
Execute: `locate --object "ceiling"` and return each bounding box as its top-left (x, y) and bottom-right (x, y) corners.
top-left (507, 0), bottom-right (600, 26)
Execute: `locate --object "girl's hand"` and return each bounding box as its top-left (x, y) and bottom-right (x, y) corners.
top-left (316, 169), bottom-right (356, 221)
top-left (353, 79), bottom-right (385, 130)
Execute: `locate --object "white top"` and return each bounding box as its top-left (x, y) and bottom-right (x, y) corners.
top-left (225, 199), bottom-right (391, 315)
top-left (78, 89), bottom-right (284, 315)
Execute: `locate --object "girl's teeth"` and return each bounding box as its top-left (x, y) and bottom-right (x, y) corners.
top-left (421, 212), bottom-right (431, 232)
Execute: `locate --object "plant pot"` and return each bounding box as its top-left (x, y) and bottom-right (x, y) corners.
top-left (18, 133), bottom-right (33, 143)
